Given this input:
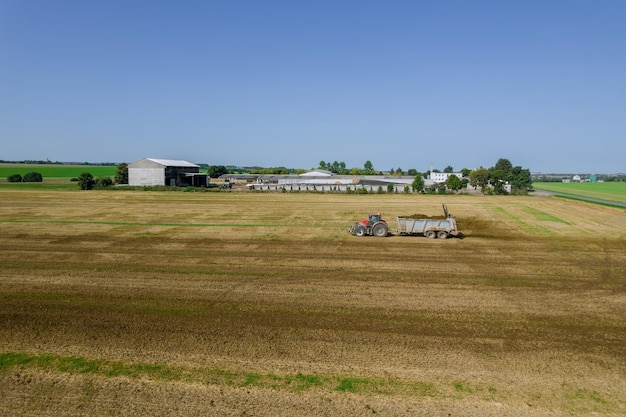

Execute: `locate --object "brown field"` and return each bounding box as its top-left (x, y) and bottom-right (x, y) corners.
top-left (0, 190), bottom-right (625, 416)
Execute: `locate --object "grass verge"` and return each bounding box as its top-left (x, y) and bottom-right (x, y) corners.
top-left (0, 352), bottom-right (444, 398)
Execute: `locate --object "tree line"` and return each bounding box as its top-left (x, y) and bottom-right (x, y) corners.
top-left (206, 157), bottom-right (532, 194)
top-left (76, 163), bottom-right (128, 190)
top-left (467, 158), bottom-right (532, 195)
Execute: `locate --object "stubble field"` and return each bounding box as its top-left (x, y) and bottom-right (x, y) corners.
top-left (0, 189), bottom-right (625, 416)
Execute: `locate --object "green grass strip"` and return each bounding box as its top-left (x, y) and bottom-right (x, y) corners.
top-left (523, 207), bottom-right (570, 224)
top-left (0, 352), bottom-right (435, 397)
top-left (553, 195), bottom-right (626, 210)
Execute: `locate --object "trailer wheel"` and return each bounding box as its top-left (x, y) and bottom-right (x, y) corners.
top-left (425, 230), bottom-right (436, 239)
top-left (437, 231), bottom-right (448, 239)
top-left (372, 223), bottom-right (388, 237)
top-left (354, 225), bottom-right (367, 237)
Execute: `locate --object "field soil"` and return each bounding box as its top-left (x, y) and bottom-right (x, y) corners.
top-left (1, 190), bottom-right (625, 416)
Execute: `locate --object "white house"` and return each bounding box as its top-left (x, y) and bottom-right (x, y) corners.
top-left (429, 172), bottom-right (463, 183)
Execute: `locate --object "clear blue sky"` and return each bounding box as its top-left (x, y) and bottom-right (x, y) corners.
top-left (1, 0), bottom-right (625, 173)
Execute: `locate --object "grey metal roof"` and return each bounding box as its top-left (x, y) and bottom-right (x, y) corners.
top-left (132, 158), bottom-right (199, 168)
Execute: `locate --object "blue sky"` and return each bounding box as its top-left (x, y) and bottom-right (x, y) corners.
top-left (1, 1), bottom-right (625, 173)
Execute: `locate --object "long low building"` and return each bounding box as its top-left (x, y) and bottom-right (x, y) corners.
top-left (243, 172), bottom-right (434, 192)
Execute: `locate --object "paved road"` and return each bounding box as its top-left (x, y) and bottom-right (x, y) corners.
top-left (532, 189), bottom-right (626, 208)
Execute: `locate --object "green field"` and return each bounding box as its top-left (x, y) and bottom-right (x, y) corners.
top-left (0, 163), bottom-right (117, 180)
top-left (533, 182), bottom-right (626, 204)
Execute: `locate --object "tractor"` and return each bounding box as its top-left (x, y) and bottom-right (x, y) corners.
top-left (349, 213), bottom-right (389, 237)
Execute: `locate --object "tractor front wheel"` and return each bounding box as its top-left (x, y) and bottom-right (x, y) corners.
top-left (354, 225), bottom-right (367, 237)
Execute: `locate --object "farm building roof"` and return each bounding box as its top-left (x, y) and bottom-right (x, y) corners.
top-left (131, 158), bottom-right (199, 168)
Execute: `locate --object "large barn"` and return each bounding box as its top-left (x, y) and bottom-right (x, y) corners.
top-left (128, 158), bottom-right (209, 187)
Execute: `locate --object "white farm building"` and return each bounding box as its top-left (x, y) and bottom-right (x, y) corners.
top-left (128, 158), bottom-right (209, 187)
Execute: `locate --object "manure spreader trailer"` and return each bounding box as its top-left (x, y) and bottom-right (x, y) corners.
top-left (396, 204), bottom-right (458, 239)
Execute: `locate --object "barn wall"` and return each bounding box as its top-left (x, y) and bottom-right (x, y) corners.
top-left (128, 167), bottom-right (165, 186)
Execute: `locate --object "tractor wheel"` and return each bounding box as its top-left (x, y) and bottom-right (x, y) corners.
top-left (372, 223), bottom-right (388, 237)
top-left (354, 225), bottom-right (367, 237)
top-left (437, 231), bottom-right (448, 239)
top-left (425, 230), bottom-right (436, 239)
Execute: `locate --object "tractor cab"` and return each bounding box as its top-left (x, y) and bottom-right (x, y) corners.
top-left (368, 213), bottom-right (381, 224)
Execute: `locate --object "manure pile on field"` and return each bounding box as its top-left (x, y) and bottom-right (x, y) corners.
top-left (399, 213), bottom-right (446, 219)
top-left (455, 216), bottom-right (506, 238)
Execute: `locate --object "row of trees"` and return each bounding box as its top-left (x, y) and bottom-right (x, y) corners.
top-left (77, 163), bottom-right (128, 190)
top-left (6, 172), bottom-right (43, 183)
top-left (409, 158), bottom-right (531, 195)
top-left (468, 158), bottom-right (532, 195)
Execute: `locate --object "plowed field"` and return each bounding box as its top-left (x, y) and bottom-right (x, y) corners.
top-left (1, 190), bottom-right (625, 416)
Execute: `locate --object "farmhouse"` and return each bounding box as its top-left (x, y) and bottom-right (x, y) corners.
top-left (128, 158), bottom-right (209, 187)
top-left (429, 172), bottom-right (463, 183)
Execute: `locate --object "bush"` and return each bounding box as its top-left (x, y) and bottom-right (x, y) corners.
top-left (77, 172), bottom-right (95, 190)
top-left (114, 163), bottom-right (128, 184)
top-left (94, 176), bottom-right (114, 190)
top-left (7, 174), bottom-right (22, 182)
top-left (23, 172), bottom-right (43, 182)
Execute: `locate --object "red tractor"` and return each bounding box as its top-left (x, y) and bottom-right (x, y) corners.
top-left (349, 213), bottom-right (389, 237)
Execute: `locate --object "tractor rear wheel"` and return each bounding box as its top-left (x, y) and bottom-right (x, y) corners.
top-left (372, 223), bottom-right (388, 237)
top-left (354, 225), bottom-right (367, 237)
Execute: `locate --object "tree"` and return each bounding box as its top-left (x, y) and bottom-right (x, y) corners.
top-left (488, 166), bottom-right (510, 194)
top-left (494, 158), bottom-right (513, 173)
top-left (407, 169), bottom-right (418, 176)
top-left (7, 174), bottom-right (22, 182)
top-left (411, 174), bottom-right (424, 192)
top-left (115, 163), bottom-right (128, 184)
top-left (489, 158), bottom-right (532, 194)
top-left (445, 174), bottom-right (463, 192)
top-left (325, 161), bottom-right (346, 174)
top-left (23, 172), bottom-right (43, 182)
top-left (363, 161), bottom-right (375, 175)
top-left (444, 165), bottom-right (454, 173)
top-left (469, 167), bottom-right (490, 192)
top-left (460, 168), bottom-right (471, 177)
top-left (510, 166), bottom-right (533, 194)
top-left (77, 172), bottom-right (95, 190)
top-left (207, 165), bottom-right (228, 178)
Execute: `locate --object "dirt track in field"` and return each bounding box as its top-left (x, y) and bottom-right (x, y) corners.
top-left (0, 190), bottom-right (625, 416)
